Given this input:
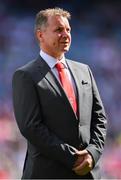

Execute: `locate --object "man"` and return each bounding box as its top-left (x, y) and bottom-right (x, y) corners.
top-left (12, 8), bottom-right (107, 179)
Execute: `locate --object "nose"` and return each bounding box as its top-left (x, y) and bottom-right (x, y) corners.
top-left (62, 29), bottom-right (70, 38)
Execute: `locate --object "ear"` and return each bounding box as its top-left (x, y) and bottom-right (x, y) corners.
top-left (35, 30), bottom-right (43, 42)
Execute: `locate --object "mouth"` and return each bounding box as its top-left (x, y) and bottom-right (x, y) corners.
top-left (60, 42), bottom-right (69, 45)
top-left (61, 41), bottom-right (69, 43)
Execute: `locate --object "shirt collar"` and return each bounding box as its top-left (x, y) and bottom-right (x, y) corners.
top-left (40, 50), bottom-right (68, 69)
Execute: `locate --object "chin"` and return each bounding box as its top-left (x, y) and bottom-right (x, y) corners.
top-left (63, 47), bottom-right (70, 52)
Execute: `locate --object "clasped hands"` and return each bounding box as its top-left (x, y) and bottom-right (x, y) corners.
top-left (72, 149), bottom-right (93, 176)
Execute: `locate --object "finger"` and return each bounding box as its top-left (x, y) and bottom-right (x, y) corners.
top-left (73, 159), bottom-right (87, 171)
top-left (73, 161), bottom-right (91, 176)
top-left (75, 149), bottom-right (88, 156)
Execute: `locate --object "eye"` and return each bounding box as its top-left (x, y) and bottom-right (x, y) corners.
top-left (66, 28), bottom-right (71, 33)
top-left (54, 27), bottom-right (71, 33)
top-left (56, 27), bottom-right (63, 32)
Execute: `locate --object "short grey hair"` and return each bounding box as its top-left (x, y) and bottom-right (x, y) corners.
top-left (34, 7), bottom-right (71, 31)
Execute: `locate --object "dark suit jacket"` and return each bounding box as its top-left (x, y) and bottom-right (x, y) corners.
top-left (12, 56), bottom-right (107, 179)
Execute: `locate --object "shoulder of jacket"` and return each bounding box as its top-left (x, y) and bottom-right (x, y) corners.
top-left (16, 59), bottom-right (36, 72)
top-left (66, 59), bottom-right (89, 69)
top-left (12, 59), bottom-right (37, 83)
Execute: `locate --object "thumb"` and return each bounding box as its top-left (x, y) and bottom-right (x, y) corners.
top-left (75, 149), bottom-right (88, 156)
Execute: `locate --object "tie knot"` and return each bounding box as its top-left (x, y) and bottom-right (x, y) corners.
top-left (55, 62), bottom-right (65, 71)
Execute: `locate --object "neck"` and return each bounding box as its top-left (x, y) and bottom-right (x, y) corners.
top-left (41, 49), bottom-right (64, 60)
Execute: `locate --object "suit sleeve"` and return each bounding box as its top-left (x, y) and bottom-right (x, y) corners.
top-left (12, 70), bottom-right (77, 169)
top-left (86, 66), bottom-right (107, 166)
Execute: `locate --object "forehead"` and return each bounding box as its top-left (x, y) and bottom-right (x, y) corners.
top-left (47, 15), bottom-right (70, 28)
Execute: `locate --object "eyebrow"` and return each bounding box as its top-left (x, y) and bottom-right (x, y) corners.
top-left (55, 25), bottom-right (71, 29)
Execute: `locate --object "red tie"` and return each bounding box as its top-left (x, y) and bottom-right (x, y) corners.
top-left (55, 62), bottom-right (77, 114)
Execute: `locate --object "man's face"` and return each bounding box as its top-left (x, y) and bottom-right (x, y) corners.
top-left (38, 15), bottom-right (71, 58)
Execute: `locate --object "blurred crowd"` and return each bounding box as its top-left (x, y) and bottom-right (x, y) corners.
top-left (0, 0), bottom-right (121, 179)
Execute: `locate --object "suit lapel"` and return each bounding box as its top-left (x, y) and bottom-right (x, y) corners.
top-left (35, 56), bottom-right (64, 97)
top-left (45, 69), bottom-right (65, 98)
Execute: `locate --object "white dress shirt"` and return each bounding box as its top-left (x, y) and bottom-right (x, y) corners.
top-left (40, 50), bottom-right (77, 95)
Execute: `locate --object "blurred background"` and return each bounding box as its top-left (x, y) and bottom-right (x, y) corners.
top-left (0, 0), bottom-right (121, 179)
